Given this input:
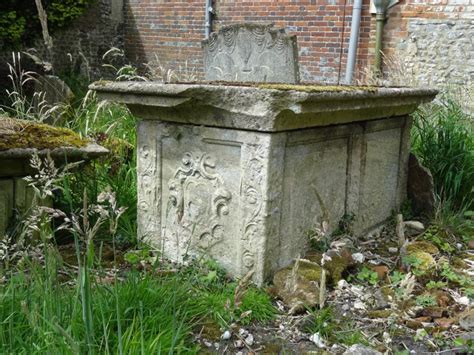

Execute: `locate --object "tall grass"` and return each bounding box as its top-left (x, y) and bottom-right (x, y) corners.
top-left (0, 267), bottom-right (203, 353)
top-left (411, 96), bottom-right (474, 212)
top-left (58, 94), bottom-right (138, 245)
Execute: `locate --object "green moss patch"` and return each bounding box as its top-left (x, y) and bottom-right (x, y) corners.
top-left (0, 117), bottom-right (88, 151)
top-left (257, 83), bottom-right (378, 93)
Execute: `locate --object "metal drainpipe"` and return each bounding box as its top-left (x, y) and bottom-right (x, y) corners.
top-left (344, 0), bottom-right (363, 84)
top-left (205, 0), bottom-right (213, 39)
top-left (373, 0), bottom-right (390, 75)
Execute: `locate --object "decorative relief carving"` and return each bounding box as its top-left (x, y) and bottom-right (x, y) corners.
top-left (203, 23), bottom-right (299, 83)
top-left (164, 151), bottom-right (232, 255)
top-left (240, 144), bottom-right (266, 272)
top-left (137, 136), bottom-right (160, 240)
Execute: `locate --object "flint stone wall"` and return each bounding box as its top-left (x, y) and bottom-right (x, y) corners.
top-left (92, 82), bottom-right (436, 285)
top-left (396, 19), bottom-right (474, 87)
top-left (202, 24), bottom-right (299, 83)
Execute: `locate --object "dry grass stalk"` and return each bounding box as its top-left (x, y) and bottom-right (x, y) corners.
top-left (396, 214), bottom-right (405, 248)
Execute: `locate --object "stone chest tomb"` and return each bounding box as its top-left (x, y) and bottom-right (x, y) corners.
top-left (91, 82), bottom-right (436, 284)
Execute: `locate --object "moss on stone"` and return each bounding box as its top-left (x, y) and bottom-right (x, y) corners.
top-left (406, 241), bottom-right (439, 255)
top-left (0, 117), bottom-right (88, 151)
top-left (297, 261), bottom-right (324, 282)
top-left (406, 251), bottom-right (437, 276)
top-left (257, 83), bottom-right (377, 93)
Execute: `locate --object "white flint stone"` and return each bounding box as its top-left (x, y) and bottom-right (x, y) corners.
top-left (221, 330), bottom-right (231, 340)
top-left (352, 252), bottom-right (365, 263)
top-left (309, 333), bottom-right (326, 348)
top-left (338, 279), bottom-right (349, 289)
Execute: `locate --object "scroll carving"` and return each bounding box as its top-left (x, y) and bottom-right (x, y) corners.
top-left (164, 152), bottom-right (232, 255)
top-left (240, 144), bottom-right (266, 272)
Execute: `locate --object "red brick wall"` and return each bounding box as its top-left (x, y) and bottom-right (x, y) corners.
top-left (124, 0), bottom-right (374, 83)
top-left (124, 0), bottom-right (473, 86)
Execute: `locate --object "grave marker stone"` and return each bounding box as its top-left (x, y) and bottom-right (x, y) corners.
top-left (202, 24), bottom-right (299, 83)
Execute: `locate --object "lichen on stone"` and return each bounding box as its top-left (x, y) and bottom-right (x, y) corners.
top-left (257, 83), bottom-right (378, 93)
top-left (0, 117), bottom-right (88, 151)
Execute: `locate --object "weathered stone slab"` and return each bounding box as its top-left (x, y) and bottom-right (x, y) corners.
top-left (202, 24), bottom-right (299, 83)
top-left (0, 180), bottom-right (14, 235)
top-left (91, 81), bottom-right (437, 284)
top-left (0, 117), bottom-right (108, 236)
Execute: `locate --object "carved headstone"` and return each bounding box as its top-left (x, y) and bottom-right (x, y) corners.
top-left (202, 23), bottom-right (299, 83)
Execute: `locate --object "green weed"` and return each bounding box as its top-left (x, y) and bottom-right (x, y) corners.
top-left (355, 267), bottom-right (379, 286)
top-left (305, 307), bottom-right (368, 346)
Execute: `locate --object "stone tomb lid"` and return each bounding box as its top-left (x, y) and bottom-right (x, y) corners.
top-left (90, 81), bottom-right (438, 132)
top-left (0, 117), bottom-right (108, 177)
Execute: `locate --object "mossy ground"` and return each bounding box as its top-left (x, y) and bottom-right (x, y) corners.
top-left (0, 117), bottom-right (88, 151)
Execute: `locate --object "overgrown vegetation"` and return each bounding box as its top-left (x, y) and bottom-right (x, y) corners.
top-left (412, 96), bottom-right (474, 212)
top-left (0, 0), bottom-right (95, 48)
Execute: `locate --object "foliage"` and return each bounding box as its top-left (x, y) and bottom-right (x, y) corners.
top-left (355, 267), bottom-right (379, 286)
top-left (305, 307), bottom-right (368, 346)
top-left (390, 270), bottom-right (406, 287)
top-left (0, 10), bottom-right (26, 44)
top-left (1, 52), bottom-right (60, 121)
top-left (415, 294), bottom-right (437, 307)
top-left (421, 225), bottom-right (455, 254)
top-left (411, 96), bottom-right (474, 212)
top-left (0, 0), bottom-right (95, 48)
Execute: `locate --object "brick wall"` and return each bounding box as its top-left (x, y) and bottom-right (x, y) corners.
top-left (124, 0), bottom-right (374, 83)
top-left (124, 0), bottom-right (473, 87)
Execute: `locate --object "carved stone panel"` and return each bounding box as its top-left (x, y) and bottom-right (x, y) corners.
top-left (159, 125), bottom-right (244, 272)
top-left (137, 120), bottom-right (161, 244)
top-left (163, 151), bottom-right (232, 258)
top-left (202, 24), bottom-right (299, 83)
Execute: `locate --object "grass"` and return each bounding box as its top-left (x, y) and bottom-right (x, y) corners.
top-left (56, 93), bottom-right (138, 245)
top-left (0, 256), bottom-right (275, 353)
top-left (411, 96), bottom-right (474, 212)
top-left (304, 307), bottom-right (368, 347)
top-left (411, 95), bottom-right (474, 247)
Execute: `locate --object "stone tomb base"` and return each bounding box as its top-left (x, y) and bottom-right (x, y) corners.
top-left (92, 82), bottom-right (437, 284)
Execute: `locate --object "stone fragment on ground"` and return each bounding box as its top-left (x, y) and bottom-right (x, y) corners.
top-left (460, 308), bottom-right (474, 330)
top-left (403, 220), bottom-right (425, 236)
top-left (272, 259), bottom-right (321, 314)
top-left (342, 344), bottom-right (382, 355)
top-left (407, 153), bottom-right (436, 216)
